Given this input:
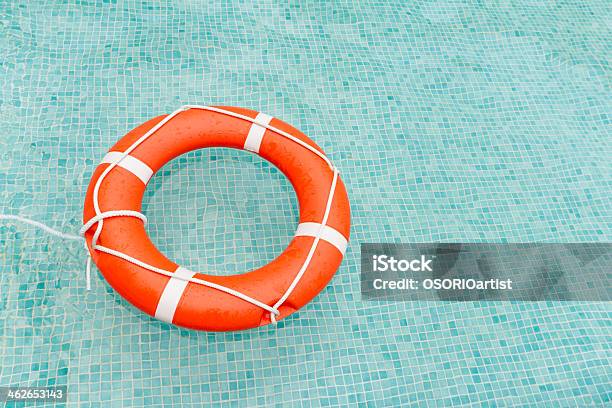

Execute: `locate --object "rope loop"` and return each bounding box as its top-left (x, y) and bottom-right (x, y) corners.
top-left (80, 210), bottom-right (147, 239)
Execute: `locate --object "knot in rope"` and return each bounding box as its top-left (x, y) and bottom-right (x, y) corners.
top-left (80, 210), bottom-right (148, 290)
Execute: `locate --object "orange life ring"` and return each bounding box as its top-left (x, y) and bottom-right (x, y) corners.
top-left (82, 106), bottom-right (350, 331)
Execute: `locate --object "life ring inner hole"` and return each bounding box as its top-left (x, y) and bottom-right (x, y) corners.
top-left (140, 147), bottom-right (299, 276)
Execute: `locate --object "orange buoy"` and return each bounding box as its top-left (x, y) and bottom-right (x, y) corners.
top-left (82, 106), bottom-right (350, 331)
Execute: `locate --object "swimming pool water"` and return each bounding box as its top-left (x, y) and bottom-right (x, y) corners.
top-left (1, 1), bottom-right (610, 406)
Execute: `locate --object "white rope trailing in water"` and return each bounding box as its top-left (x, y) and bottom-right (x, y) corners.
top-left (0, 213), bottom-right (141, 291)
top-left (5, 105), bottom-right (341, 325)
top-left (0, 214), bottom-right (92, 290)
top-left (0, 214), bottom-right (82, 241)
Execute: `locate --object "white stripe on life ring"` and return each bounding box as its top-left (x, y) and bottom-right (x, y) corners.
top-left (244, 112), bottom-right (273, 153)
top-left (101, 151), bottom-right (154, 185)
top-left (154, 266), bottom-right (196, 323)
top-left (295, 222), bottom-right (348, 255)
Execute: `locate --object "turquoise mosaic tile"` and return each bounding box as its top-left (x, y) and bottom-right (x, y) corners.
top-left (0, 0), bottom-right (610, 406)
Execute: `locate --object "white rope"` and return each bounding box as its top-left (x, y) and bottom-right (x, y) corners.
top-left (90, 107), bottom-right (189, 251)
top-left (0, 214), bottom-right (82, 241)
top-left (184, 105), bottom-right (336, 171)
top-left (270, 168), bottom-right (339, 323)
top-left (80, 210), bottom-right (147, 235)
top-left (82, 105), bottom-right (342, 323)
top-left (92, 244), bottom-right (279, 315)
top-left (80, 210), bottom-right (148, 291)
top-left (0, 214), bottom-right (92, 290)
top-left (84, 241), bottom-right (91, 291)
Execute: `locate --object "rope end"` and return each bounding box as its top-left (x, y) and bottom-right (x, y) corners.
top-left (270, 309), bottom-right (281, 324)
top-left (85, 255), bottom-right (92, 291)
